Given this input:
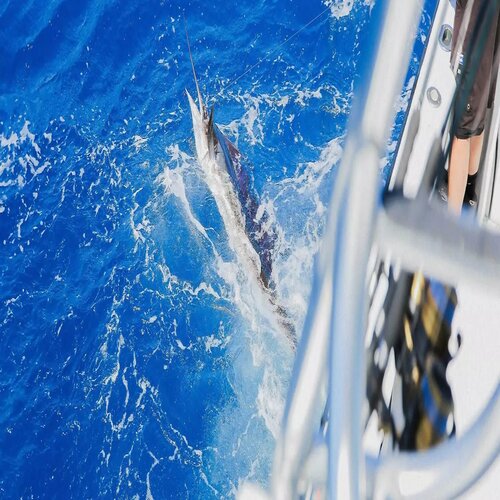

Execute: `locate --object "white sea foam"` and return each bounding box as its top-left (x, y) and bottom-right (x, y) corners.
top-left (0, 120), bottom-right (51, 212)
top-left (396, 75), bottom-right (416, 114)
top-left (324, 0), bottom-right (355, 19)
top-left (130, 201), bottom-right (148, 245)
top-left (277, 136), bottom-right (343, 195)
top-left (204, 332), bottom-right (231, 353)
top-left (295, 87), bottom-right (323, 106)
top-left (145, 451), bottom-right (159, 500)
top-left (0, 159), bottom-right (13, 176)
top-left (224, 85), bottom-right (341, 138)
top-left (157, 262), bottom-right (224, 302)
top-left (240, 98), bottom-right (264, 146)
top-left (132, 134), bottom-right (148, 151)
top-left (256, 367), bottom-right (285, 439)
top-left (324, 0), bottom-right (374, 19)
top-left (157, 160), bottom-right (211, 243)
top-left (0, 132), bottom-right (19, 148)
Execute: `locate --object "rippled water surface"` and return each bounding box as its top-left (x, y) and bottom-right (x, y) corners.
top-left (0, 0), bottom-right (435, 497)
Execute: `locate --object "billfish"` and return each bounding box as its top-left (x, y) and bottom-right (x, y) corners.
top-left (185, 36), bottom-right (296, 349)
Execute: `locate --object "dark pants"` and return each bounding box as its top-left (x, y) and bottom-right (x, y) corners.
top-left (452, 0), bottom-right (500, 139)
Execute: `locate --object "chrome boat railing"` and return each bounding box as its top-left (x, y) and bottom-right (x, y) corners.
top-left (239, 0), bottom-right (500, 498)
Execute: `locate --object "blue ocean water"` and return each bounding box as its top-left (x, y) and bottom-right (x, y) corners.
top-left (0, 0), bottom-right (435, 498)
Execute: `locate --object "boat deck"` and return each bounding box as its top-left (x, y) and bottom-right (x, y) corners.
top-left (390, 1), bottom-right (500, 496)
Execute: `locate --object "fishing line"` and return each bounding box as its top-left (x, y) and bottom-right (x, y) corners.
top-left (209, 4), bottom-right (333, 102)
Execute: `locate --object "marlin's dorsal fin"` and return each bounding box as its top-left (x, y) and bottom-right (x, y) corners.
top-left (185, 20), bottom-right (204, 116)
top-left (207, 106), bottom-right (218, 151)
top-left (208, 106), bottom-right (215, 133)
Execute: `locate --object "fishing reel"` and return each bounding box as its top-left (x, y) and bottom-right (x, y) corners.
top-left (366, 266), bottom-right (460, 452)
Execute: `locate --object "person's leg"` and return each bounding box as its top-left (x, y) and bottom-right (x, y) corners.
top-left (448, 136), bottom-right (470, 214)
top-left (468, 132), bottom-right (484, 175)
top-left (461, 132), bottom-right (484, 206)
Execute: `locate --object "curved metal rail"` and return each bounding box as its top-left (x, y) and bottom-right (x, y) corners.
top-left (239, 0), bottom-right (500, 498)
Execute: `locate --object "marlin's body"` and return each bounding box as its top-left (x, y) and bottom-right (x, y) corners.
top-left (186, 90), bottom-right (296, 348)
